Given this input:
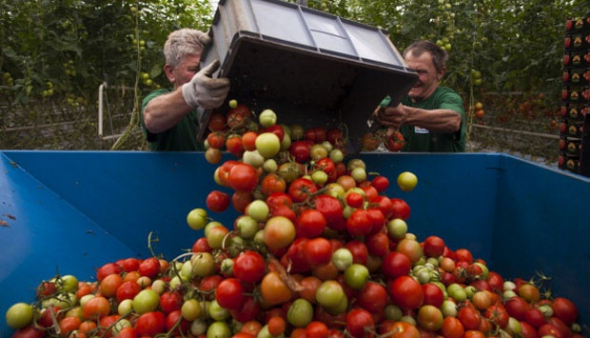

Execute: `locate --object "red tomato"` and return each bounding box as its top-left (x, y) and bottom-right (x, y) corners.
top-left (225, 134), bottom-right (244, 157)
top-left (272, 204), bottom-right (296, 222)
top-left (382, 251), bottom-right (411, 280)
top-left (441, 316), bottom-right (465, 338)
top-left (524, 308), bottom-right (546, 328)
top-left (313, 195), bottom-right (345, 230)
top-left (390, 198), bottom-right (411, 220)
top-left (232, 190), bottom-right (254, 213)
top-left (538, 323), bottom-right (567, 338)
top-left (355, 281), bottom-right (388, 313)
top-left (192, 237), bottom-right (212, 253)
top-left (484, 302), bottom-right (509, 328)
top-left (159, 291), bottom-right (183, 314)
top-left (385, 131), bottom-right (405, 152)
top-left (422, 283), bottom-right (444, 308)
top-left (230, 296), bottom-right (260, 323)
top-left (344, 240), bottom-right (369, 265)
top-left (457, 305), bottom-right (482, 330)
top-left (96, 262), bottom-right (122, 281)
top-left (166, 310), bottom-right (190, 334)
top-left (116, 280), bottom-right (141, 302)
top-left (266, 192), bottom-right (293, 211)
top-left (306, 321), bottom-right (330, 338)
top-left (216, 278), bottom-right (246, 310)
top-left (486, 271), bottom-right (504, 292)
top-left (208, 112), bottom-right (227, 131)
top-left (135, 311), bottom-right (166, 336)
top-left (289, 140), bottom-right (312, 163)
top-left (365, 231), bottom-right (389, 257)
top-left (551, 297), bottom-right (579, 325)
top-left (455, 248), bottom-right (473, 263)
top-left (361, 133), bottom-right (381, 151)
top-left (207, 131), bottom-right (226, 149)
top-left (326, 128), bottom-right (345, 147)
top-left (261, 124), bottom-right (285, 142)
top-left (260, 173), bottom-right (287, 196)
top-left (296, 209), bottom-right (326, 238)
top-left (366, 208), bottom-right (386, 235)
top-left (346, 308), bottom-right (375, 338)
top-left (206, 190), bottom-right (231, 212)
top-left (371, 175), bottom-right (390, 192)
top-left (12, 326), bottom-right (44, 338)
top-left (386, 321), bottom-right (420, 338)
top-left (504, 296), bottom-right (532, 321)
top-left (422, 236), bottom-right (445, 257)
top-left (228, 163), bottom-right (259, 192)
top-left (370, 195), bottom-right (393, 219)
top-left (314, 157), bottom-right (337, 182)
top-left (242, 131), bottom-right (258, 151)
top-left (304, 237), bottom-right (333, 266)
top-left (234, 251), bottom-right (266, 284)
top-left (200, 275), bottom-right (223, 293)
top-left (282, 238), bottom-right (311, 274)
top-left (288, 177), bottom-right (317, 202)
top-left (345, 192), bottom-right (364, 208)
top-left (519, 321), bottom-right (538, 338)
top-left (346, 209), bottom-right (373, 237)
top-left (388, 275), bottom-right (424, 310)
top-left (305, 127), bottom-right (327, 143)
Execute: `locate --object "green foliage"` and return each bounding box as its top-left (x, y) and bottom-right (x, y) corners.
top-left (0, 0), bottom-right (213, 106)
top-left (0, 0), bottom-right (587, 156)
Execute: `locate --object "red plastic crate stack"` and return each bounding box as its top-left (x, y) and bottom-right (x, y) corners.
top-left (560, 13), bottom-right (590, 176)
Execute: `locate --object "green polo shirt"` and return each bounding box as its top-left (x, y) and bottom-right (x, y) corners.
top-left (140, 88), bottom-right (204, 151)
top-left (399, 86), bottom-right (465, 152)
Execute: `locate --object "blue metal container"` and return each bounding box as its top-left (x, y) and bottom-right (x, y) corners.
top-left (1, 151), bottom-right (589, 336)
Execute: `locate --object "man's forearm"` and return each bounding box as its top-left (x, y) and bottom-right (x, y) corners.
top-left (404, 106), bottom-right (462, 133)
top-left (143, 89), bottom-right (192, 133)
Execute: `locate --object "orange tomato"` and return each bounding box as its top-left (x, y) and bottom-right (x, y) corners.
top-left (260, 271), bottom-right (294, 307)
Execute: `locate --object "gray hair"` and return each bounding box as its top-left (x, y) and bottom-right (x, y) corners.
top-left (403, 40), bottom-right (448, 74)
top-left (163, 28), bottom-right (208, 68)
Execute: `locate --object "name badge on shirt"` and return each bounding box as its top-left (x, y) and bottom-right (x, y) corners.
top-left (414, 126), bottom-right (429, 134)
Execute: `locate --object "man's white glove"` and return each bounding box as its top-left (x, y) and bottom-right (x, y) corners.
top-left (182, 59), bottom-right (230, 110)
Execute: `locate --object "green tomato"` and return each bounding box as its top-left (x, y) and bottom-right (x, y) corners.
top-left (397, 171), bottom-right (418, 192)
top-left (246, 200), bottom-right (270, 222)
top-left (255, 133), bottom-right (281, 159)
top-left (5, 303), bottom-right (34, 329)
top-left (191, 252), bottom-right (216, 277)
top-left (133, 289), bottom-right (160, 314)
top-left (331, 248), bottom-right (353, 271)
top-left (181, 299), bottom-right (201, 321)
top-left (287, 298), bottom-right (313, 328)
top-left (259, 109), bottom-right (277, 127)
top-left (208, 300), bottom-right (230, 321)
top-left (207, 321), bottom-right (232, 338)
top-left (235, 215), bottom-right (259, 239)
top-left (315, 280), bottom-right (345, 308)
top-left (387, 218), bottom-right (408, 239)
top-left (344, 264), bottom-right (369, 290)
top-left (187, 208), bottom-right (208, 230)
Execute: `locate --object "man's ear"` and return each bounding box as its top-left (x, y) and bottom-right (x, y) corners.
top-left (163, 64), bottom-right (175, 83)
top-left (437, 67), bottom-right (446, 82)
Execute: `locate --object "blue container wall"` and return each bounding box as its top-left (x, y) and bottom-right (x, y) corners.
top-left (1, 151), bottom-right (589, 336)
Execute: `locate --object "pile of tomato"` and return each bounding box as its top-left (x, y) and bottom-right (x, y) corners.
top-left (5, 102), bottom-right (586, 338)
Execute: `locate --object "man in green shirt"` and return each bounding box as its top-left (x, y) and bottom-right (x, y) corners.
top-left (375, 40), bottom-right (465, 152)
top-left (141, 28), bottom-right (230, 151)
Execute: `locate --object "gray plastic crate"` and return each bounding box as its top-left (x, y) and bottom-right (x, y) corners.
top-left (199, 0), bottom-right (418, 153)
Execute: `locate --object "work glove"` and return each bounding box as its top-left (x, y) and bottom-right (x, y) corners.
top-left (182, 59), bottom-right (230, 110)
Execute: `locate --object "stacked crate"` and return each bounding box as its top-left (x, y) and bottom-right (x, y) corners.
top-left (560, 14), bottom-right (590, 176)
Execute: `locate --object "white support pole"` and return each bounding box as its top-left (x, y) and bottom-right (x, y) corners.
top-left (98, 82), bottom-right (107, 138)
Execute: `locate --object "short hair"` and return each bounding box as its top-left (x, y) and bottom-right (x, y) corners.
top-left (403, 40), bottom-right (448, 74)
top-left (163, 28), bottom-right (206, 68)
